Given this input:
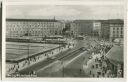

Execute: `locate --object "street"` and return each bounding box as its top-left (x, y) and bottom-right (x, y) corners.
top-left (18, 39), bottom-right (90, 76)
top-left (37, 50), bottom-right (90, 77)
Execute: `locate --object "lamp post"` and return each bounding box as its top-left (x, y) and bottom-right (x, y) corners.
top-left (61, 61), bottom-right (64, 77)
top-left (27, 26), bottom-right (30, 65)
top-left (41, 28), bottom-right (44, 42)
top-left (27, 42), bottom-right (30, 62)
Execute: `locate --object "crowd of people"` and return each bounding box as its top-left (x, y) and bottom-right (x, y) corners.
top-left (84, 54), bottom-right (123, 77)
top-left (83, 37), bottom-right (124, 78)
top-left (86, 37), bottom-right (113, 55)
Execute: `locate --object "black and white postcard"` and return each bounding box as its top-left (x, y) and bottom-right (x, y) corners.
top-left (2, 0), bottom-right (127, 82)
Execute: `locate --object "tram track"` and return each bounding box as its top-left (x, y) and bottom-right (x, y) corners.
top-left (56, 48), bottom-right (84, 61)
top-left (18, 47), bottom-right (85, 75)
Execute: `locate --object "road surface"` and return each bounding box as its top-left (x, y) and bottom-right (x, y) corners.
top-left (18, 39), bottom-right (93, 77)
top-left (37, 50), bottom-right (91, 77)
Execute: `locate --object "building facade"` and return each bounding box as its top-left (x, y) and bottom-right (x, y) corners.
top-left (6, 19), bottom-right (65, 40)
top-left (101, 19), bottom-right (124, 41)
top-left (93, 21), bottom-right (101, 37)
top-left (72, 20), bottom-right (93, 36)
top-left (109, 19), bottom-right (124, 42)
top-left (70, 22), bottom-right (78, 37)
top-left (101, 20), bottom-right (110, 40)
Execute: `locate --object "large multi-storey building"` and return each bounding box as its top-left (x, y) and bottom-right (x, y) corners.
top-left (70, 20), bottom-right (101, 37)
top-left (72, 20), bottom-right (93, 36)
top-left (93, 21), bottom-right (101, 37)
top-left (101, 19), bottom-right (124, 41)
top-left (6, 19), bottom-right (65, 40)
top-left (70, 21), bottom-right (78, 37)
top-left (101, 20), bottom-right (110, 40)
top-left (109, 19), bottom-right (124, 42)
top-left (70, 19), bottom-right (124, 42)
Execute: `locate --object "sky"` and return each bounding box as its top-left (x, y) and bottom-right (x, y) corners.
top-left (6, 0), bottom-right (124, 20)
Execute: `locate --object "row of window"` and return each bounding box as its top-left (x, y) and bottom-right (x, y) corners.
top-left (7, 21), bottom-right (59, 25)
top-left (113, 34), bottom-right (123, 37)
top-left (7, 29), bottom-right (59, 36)
top-left (113, 31), bottom-right (123, 34)
top-left (7, 27), bottom-right (60, 32)
top-left (8, 30), bottom-right (58, 34)
top-left (110, 24), bottom-right (123, 27)
top-left (7, 24), bottom-right (59, 29)
top-left (112, 27), bottom-right (123, 30)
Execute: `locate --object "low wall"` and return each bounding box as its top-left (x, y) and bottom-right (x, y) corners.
top-left (6, 38), bottom-right (67, 44)
top-left (6, 44), bottom-right (66, 63)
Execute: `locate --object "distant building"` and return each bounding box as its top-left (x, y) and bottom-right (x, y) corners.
top-left (101, 20), bottom-right (110, 40)
top-left (101, 19), bottom-right (124, 41)
top-left (72, 20), bottom-right (93, 36)
top-left (62, 22), bottom-right (71, 36)
top-left (70, 22), bottom-right (78, 37)
top-left (6, 18), bottom-right (64, 40)
top-left (109, 19), bottom-right (124, 42)
top-left (93, 21), bottom-right (101, 37)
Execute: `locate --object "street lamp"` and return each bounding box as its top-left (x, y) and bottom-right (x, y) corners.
top-left (61, 61), bottom-right (64, 77)
top-left (27, 27), bottom-right (30, 65)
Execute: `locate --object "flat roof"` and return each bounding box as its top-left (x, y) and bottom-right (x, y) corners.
top-left (106, 45), bottom-right (123, 65)
top-left (6, 18), bottom-right (59, 22)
